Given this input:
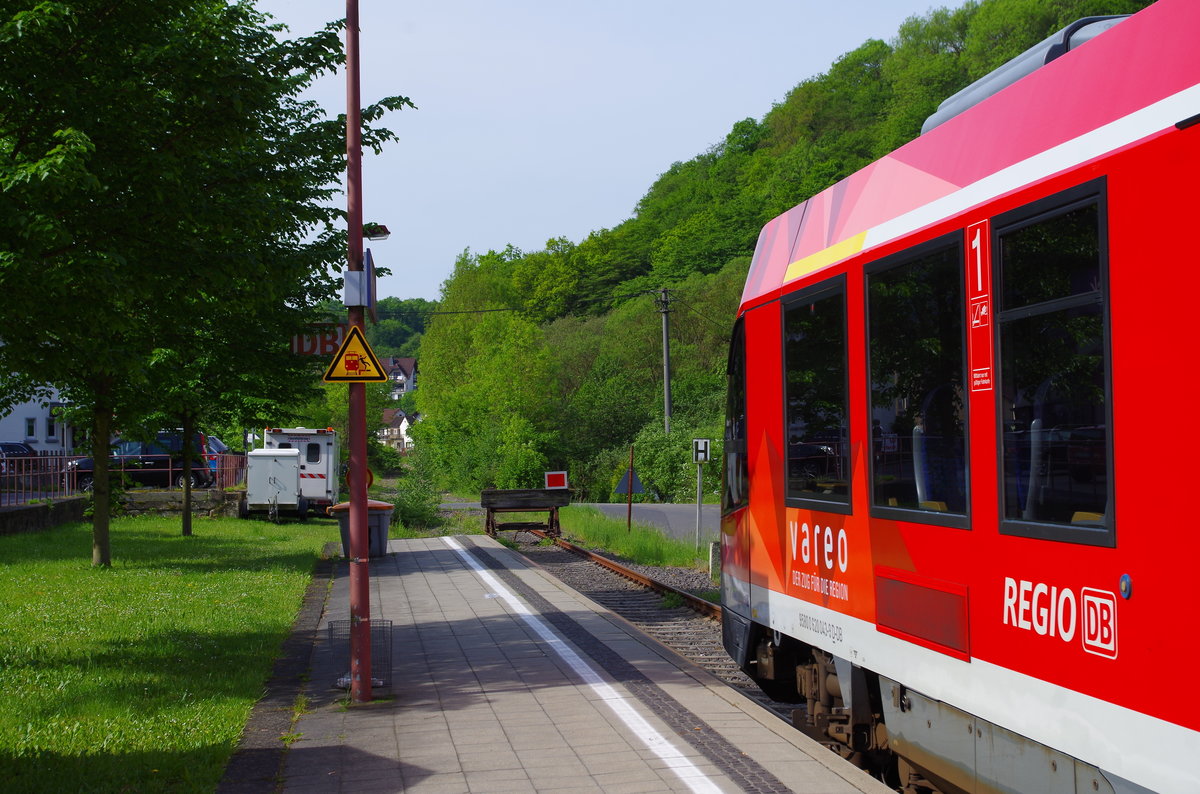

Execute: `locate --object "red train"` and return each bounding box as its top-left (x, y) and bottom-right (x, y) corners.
top-left (720, 2), bottom-right (1200, 792)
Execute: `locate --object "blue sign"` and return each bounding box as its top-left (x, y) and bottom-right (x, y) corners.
top-left (614, 468), bottom-right (644, 495)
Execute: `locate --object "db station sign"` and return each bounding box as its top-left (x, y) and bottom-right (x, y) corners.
top-left (292, 323), bottom-right (348, 356)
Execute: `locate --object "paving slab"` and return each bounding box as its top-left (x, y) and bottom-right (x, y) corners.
top-left (270, 535), bottom-right (893, 794)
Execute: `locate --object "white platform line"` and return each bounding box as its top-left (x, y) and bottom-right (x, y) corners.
top-left (442, 536), bottom-right (724, 794)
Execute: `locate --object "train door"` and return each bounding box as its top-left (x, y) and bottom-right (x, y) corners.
top-left (722, 302), bottom-right (789, 667)
top-left (721, 316), bottom-right (750, 617)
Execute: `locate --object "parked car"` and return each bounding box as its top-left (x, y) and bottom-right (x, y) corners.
top-left (1, 441), bottom-right (38, 479)
top-left (0, 441), bottom-right (37, 459)
top-left (204, 435), bottom-right (229, 472)
top-left (66, 432), bottom-right (216, 491)
top-left (787, 441), bottom-right (839, 490)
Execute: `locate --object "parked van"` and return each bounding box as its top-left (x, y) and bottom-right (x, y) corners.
top-left (241, 448), bottom-right (307, 522)
top-left (262, 427), bottom-right (339, 508)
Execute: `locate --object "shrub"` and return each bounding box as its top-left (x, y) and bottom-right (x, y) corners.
top-left (389, 449), bottom-right (440, 528)
top-left (368, 439), bottom-right (405, 475)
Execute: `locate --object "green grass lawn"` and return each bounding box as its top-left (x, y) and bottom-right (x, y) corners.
top-left (488, 505), bottom-right (713, 571)
top-left (558, 505), bottom-right (708, 568)
top-left (386, 496), bottom-right (714, 572)
top-left (0, 514), bottom-right (336, 793)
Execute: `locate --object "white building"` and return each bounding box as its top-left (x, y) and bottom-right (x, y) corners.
top-left (379, 408), bottom-right (418, 452)
top-left (0, 388), bottom-right (76, 452)
top-left (380, 357), bottom-right (417, 400)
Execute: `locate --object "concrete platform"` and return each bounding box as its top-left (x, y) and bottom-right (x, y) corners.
top-left (279, 535), bottom-right (892, 794)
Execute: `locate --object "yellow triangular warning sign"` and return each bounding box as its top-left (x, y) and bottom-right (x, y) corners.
top-left (322, 326), bottom-right (388, 383)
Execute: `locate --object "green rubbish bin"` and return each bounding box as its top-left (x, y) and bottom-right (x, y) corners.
top-left (329, 499), bottom-right (393, 558)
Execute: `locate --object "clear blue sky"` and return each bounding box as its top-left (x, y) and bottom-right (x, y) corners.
top-left (253, 0), bottom-right (936, 301)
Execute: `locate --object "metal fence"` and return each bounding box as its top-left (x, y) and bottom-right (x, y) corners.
top-left (210, 453), bottom-right (247, 490)
top-left (0, 452), bottom-right (248, 508)
top-left (0, 451), bottom-right (73, 507)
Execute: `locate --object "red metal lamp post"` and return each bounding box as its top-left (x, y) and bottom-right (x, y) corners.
top-left (345, 0), bottom-right (371, 704)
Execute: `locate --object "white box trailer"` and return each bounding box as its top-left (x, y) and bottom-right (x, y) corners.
top-left (263, 427), bottom-right (340, 508)
top-left (241, 448), bottom-right (307, 521)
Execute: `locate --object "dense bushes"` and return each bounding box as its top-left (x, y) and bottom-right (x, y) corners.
top-left (390, 454), bottom-right (441, 528)
top-left (414, 253), bottom-right (744, 499)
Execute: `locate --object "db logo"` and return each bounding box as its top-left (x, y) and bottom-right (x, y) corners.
top-left (1081, 588), bottom-right (1118, 659)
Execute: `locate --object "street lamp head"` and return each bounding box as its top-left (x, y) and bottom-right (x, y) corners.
top-left (364, 222), bottom-right (390, 241)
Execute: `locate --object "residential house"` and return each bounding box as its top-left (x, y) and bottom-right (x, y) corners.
top-left (379, 408), bottom-right (419, 452)
top-left (0, 388), bottom-right (76, 453)
top-left (398, 412), bottom-right (420, 451)
top-left (379, 357), bottom-right (417, 401)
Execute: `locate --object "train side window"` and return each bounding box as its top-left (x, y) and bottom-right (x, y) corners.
top-left (866, 234), bottom-right (968, 526)
top-left (995, 181), bottom-right (1113, 546)
top-left (722, 318), bottom-right (748, 513)
top-left (783, 279), bottom-right (850, 511)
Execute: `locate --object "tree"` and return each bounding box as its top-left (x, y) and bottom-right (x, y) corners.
top-left (877, 4), bottom-right (977, 150)
top-left (369, 296), bottom-right (437, 356)
top-left (509, 237), bottom-right (581, 322)
top-left (144, 303), bottom-right (332, 536)
top-left (414, 247), bottom-right (564, 491)
top-left (0, 1), bottom-right (410, 562)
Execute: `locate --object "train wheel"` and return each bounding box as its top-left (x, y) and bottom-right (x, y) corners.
top-left (749, 634), bottom-right (802, 702)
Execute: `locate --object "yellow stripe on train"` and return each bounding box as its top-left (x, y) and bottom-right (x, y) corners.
top-left (783, 230), bottom-right (867, 284)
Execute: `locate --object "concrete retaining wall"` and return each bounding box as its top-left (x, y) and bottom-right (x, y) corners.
top-left (0, 490), bottom-right (244, 537)
top-left (0, 497), bottom-right (87, 536)
top-left (120, 489), bottom-right (243, 518)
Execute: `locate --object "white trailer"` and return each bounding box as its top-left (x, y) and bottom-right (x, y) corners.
top-left (262, 427), bottom-right (340, 508)
top-left (241, 448), bottom-right (307, 522)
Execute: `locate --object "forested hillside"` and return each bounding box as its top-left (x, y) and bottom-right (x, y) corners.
top-left (413, 0), bottom-right (1152, 501)
top-left (369, 296), bottom-right (436, 357)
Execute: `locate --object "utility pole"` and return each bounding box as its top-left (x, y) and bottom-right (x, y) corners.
top-left (656, 288), bottom-right (672, 434)
top-left (345, 0), bottom-right (371, 704)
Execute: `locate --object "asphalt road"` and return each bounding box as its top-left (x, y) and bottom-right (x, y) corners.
top-left (583, 502), bottom-right (720, 545)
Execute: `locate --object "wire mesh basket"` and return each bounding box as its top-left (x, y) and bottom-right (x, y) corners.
top-left (327, 619), bottom-right (392, 689)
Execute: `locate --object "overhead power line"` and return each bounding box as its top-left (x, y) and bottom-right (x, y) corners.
top-left (378, 307), bottom-right (518, 317)
top-left (671, 298), bottom-right (730, 329)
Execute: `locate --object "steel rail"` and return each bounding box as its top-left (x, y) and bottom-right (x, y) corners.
top-left (530, 529), bottom-right (721, 619)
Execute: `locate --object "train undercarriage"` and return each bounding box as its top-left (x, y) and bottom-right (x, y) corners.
top-left (737, 624), bottom-right (1131, 794)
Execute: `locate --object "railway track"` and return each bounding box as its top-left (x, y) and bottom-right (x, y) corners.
top-left (511, 530), bottom-right (794, 722)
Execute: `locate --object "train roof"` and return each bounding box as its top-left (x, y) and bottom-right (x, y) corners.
top-left (920, 15), bottom-right (1128, 135)
top-left (741, 0), bottom-right (1200, 308)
